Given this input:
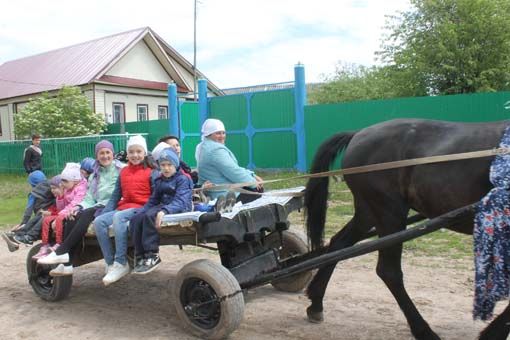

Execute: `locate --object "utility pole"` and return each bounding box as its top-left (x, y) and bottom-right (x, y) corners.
top-left (193, 0), bottom-right (197, 101)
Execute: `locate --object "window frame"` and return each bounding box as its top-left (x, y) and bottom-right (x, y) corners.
top-left (158, 105), bottom-right (168, 120)
top-left (137, 104), bottom-right (149, 121)
top-left (112, 102), bottom-right (126, 124)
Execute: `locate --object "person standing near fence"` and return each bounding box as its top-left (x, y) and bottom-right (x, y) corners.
top-left (23, 134), bottom-right (42, 174)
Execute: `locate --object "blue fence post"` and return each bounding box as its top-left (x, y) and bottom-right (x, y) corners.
top-left (168, 83), bottom-right (179, 137)
top-left (198, 79), bottom-right (208, 126)
top-left (294, 63), bottom-right (307, 172)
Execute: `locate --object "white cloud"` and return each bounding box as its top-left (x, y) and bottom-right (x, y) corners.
top-left (0, 0), bottom-right (411, 88)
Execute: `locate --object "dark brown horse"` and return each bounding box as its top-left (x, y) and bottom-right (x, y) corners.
top-left (304, 118), bottom-right (510, 340)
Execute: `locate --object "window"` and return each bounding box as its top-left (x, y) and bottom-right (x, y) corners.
top-left (0, 109), bottom-right (3, 136)
top-left (112, 103), bottom-right (125, 124)
top-left (137, 104), bottom-right (148, 121)
top-left (158, 105), bottom-right (168, 120)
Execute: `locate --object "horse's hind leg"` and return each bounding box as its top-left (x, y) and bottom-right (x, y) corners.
top-left (306, 214), bottom-right (370, 323)
top-left (479, 303), bottom-right (510, 340)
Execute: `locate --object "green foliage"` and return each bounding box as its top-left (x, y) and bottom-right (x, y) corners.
top-left (378, 0), bottom-right (510, 95)
top-left (313, 0), bottom-right (510, 103)
top-left (15, 86), bottom-right (106, 138)
top-left (309, 62), bottom-right (427, 104)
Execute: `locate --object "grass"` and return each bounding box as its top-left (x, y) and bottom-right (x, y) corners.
top-left (0, 174), bottom-right (30, 230)
top-left (0, 171), bottom-right (474, 260)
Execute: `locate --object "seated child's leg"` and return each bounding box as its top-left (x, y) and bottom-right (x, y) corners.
top-left (141, 206), bottom-right (163, 255)
top-left (129, 212), bottom-right (146, 259)
top-left (112, 208), bottom-right (141, 265)
top-left (41, 215), bottom-right (57, 244)
top-left (54, 215), bottom-right (66, 245)
top-left (93, 210), bottom-right (116, 266)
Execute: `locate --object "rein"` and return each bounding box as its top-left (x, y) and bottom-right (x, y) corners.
top-left (195, 147), bottom-right (510, 196)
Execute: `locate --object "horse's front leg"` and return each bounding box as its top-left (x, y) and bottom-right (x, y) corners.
top-left (376, 244), bottom-right (439, 340)
top-left (479, 303), bottom-right (510, 340)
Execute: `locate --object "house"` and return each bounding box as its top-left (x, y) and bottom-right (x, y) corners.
top-left (0, 27), bottom-right (222, 141)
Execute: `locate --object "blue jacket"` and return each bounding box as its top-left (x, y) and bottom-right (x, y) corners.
top-left (197, 139), bottom-right (256, 199)
top-left (142, 170), bottom-right (193, 214)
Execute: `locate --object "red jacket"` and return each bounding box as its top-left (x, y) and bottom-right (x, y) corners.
top-left (117, 164), bottom-right (152, 210)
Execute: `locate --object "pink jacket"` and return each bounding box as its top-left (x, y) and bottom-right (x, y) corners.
top-left (56, 178), bottom-right (88, 217)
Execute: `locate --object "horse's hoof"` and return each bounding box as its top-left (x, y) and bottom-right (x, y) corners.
top-left (306, 306), bottom-right (324, 323)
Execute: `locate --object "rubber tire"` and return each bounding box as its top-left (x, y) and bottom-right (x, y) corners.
top-left (173, 259), bottom-right (244, 340)
top-left (269, 230), bottom-right (313, 293)
top-left (26, 244), bottom-right (73, 301)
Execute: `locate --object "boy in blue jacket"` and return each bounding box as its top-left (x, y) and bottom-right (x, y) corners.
top-left (129, 148), bottom-right (193, 274)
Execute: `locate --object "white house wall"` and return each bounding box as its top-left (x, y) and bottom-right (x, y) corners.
top-left (94, 84), bottom-right (168, 123)
top-left (106, 41), bottom-right (173, 83)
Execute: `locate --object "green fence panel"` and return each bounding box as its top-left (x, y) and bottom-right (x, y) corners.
top-left (253, 131), bottom-right (297, 169)
top-left (180, 101), bottom-right (201, 168)
top-left (209, 95), bottom-right (248, 130)
top-left (305, 91), bottom-right (510, 169)
top-left (0, 134), bottom-right (136, 175)
top-left (251, 89), bottom-right (295, 129)
top-left (225, 133), bottom-right (249, 167)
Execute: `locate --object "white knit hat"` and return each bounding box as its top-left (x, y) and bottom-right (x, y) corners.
top-left (126, 135), bottom-right (147, 154)
top-left (61, 162), bottom-right (82, 181)
top-left (151, 141), bottom-right (171, 161)
top-left (201, 119), bottom-right (225, 140)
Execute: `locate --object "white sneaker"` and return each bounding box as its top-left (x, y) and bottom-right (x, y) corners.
top-left (102, 262), bottom-right (130, 286)
top-left (49, 264), bottom-right (73, 276)
top-left (37, 251), bottom-right (70, 265)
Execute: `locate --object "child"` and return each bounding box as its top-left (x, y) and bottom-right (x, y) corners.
top-left (11, 170), bottom-right (47, 231)
top-left (93, 135), bottom-right (155, 286)
top-left (80, 157), bottom-right (96, 179)
top-left (32, 163), bottom-right (87, 259)
top-left (130, 148), bottom-right (193, 274)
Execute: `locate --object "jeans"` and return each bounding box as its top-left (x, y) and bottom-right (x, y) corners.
top-left (93, 208), bottom-right (140, 265)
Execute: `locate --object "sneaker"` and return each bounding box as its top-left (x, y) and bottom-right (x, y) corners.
top-left (32, 245), bottom-right (51, 260)
top-left (214, 195), bottom-right (226, 213)
top-left (133, 253), bottom-right (161, 275)
top-left (1, 232), bottom-right (19, 252)
top-left (49, 264), bottom-right (73, 276)
top-left (50, 243), bottom-right (60, 252)
top-left (132, 256), bottom-right (145, 273)
top-left (37, 251), bottom-right (69, 265)
top-left (225, 191), bottom-right (237, 213)
top-left (102, 261), bottom-right (130, 286)
top-left (14, 234), bottom-right (34, 245)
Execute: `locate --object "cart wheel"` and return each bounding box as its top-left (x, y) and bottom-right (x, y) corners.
top-left (173, 259), bottom-right (244, 340)
top-left (269, 230), bottom-right (313, 292)
top-left (26, 244), bottom-right (73, 301)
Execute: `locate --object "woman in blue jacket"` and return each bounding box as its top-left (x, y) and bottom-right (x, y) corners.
top-left (195, 118), bottom-right (263, 203)
top-left (129, 148), bottom-right (193, 274)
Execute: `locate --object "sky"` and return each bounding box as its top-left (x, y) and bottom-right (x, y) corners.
top-left (0, 0), bottom-right (411, 89)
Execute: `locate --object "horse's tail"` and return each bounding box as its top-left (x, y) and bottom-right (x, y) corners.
top-left (305, 131), bottom-right (356, 251)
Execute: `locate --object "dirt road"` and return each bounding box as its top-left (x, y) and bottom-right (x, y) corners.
top-left (0, 241), bottom-right (496, 340)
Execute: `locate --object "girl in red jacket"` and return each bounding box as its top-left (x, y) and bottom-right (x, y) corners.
top-left (93, 135), bottom-right (156, 286)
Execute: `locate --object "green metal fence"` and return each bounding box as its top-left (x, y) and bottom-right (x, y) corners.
top-left (304, 91), bottom-right (510, 169)
top-left (0, 134), bottom-right (140, 176)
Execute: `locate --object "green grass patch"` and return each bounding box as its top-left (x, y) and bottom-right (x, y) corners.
top-left (0, 174), bottom-right (30, 230)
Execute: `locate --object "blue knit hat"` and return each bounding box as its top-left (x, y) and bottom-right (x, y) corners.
top-left (158, 148), bottom-right (179, 168)
top-left (80, 157), bottom-right (96, 174)
top-left (28, 170), bottom-right (46, 187)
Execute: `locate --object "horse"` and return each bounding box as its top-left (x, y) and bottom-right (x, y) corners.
top-left (304, 118), bottom-right (510, 340)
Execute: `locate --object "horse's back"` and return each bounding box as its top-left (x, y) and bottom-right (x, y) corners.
top-left (343, 118), bottom-right (509, 230)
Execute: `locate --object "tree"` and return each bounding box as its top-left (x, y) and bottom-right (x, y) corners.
top-left (378, 0), bottom-right (510, 95)
top-left (15, 86), bottom-right (106, 138)
top-left (309, 62), bottom-right (428, 104)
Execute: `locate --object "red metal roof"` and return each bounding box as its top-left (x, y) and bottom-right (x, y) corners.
top-left (97, 75), bottom-right (188, 93)
top-left (0, 27), bottom-right (147, 100)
